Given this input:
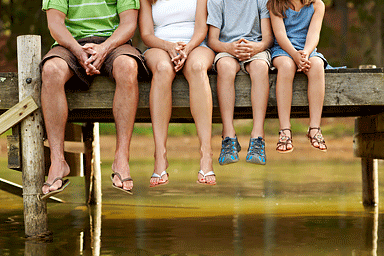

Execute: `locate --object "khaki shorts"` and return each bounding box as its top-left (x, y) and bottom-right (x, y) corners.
top-left (213, 50), bottom-right (271, 74)
top-left (40, 36), bottom-right (149, 89)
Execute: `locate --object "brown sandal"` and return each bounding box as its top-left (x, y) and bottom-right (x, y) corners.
top-left (306, 127), bottom-right (327, 152)
top-left (276, 128), bottom-right (294, 153)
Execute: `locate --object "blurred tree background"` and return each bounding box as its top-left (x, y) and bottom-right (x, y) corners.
top-left (1, 0), bottom-right (384, 71)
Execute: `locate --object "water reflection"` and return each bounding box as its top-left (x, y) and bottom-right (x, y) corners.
top-left (354, 207), bottom-right (379, 256)
top-left (0, 159), bottom-right (383, 255)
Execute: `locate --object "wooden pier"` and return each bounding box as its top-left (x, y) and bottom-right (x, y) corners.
top-left (0, 35), bottom-right (383, 238)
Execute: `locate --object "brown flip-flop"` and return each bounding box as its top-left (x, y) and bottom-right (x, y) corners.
top-left (40, 178), bottom-right (70, 200)
top-left (111, 172), bottom-right (133, 195)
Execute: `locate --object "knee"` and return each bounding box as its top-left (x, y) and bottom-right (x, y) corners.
top-left (41, 59), bottom-right (67, 90)
top-left (216, 59), bottom-right (238, 78)
top-left (276, 61), bottom-right (296, 77)
top-left (153, 60), bottom-right (175, 78)
top-left (113, 55), bottom-right (138, 82)
top-left (185, 60), bottom-right (206, 75)
top-left (309, 58), bottom-right (325, 72)
top-left (248, 60), bottom-right (269, 76)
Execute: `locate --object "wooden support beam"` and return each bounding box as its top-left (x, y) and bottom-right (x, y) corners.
top-left (92, 123), bottom-right (102, 205)
top-left (0, 96), bottom-right (38, 135)
top-left (354, 113), bottom-right (384, 159)
top-left (83, 122), bottom-right (94, 204)
top-left (361, 158), bottom-right (379, 207)
top-left (17, 35), bottom-right (48, 239)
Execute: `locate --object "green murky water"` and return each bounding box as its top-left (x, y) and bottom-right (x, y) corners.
top-left (0, 158), bottom-right (383, 255)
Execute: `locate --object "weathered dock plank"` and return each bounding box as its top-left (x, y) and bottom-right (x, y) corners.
top-left (2, 70), bottom-right (384, 122)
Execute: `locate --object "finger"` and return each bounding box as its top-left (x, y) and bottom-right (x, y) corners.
top-left (171, 53), bottom-right (182, 62)
top-left (85, 55), bottom-right (97, 65)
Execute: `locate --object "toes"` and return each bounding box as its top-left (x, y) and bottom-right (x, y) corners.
top-left (123, 180), bottom-right (133, 190)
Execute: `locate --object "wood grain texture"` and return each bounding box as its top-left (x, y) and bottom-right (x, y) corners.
top-left (1, 69), bottom-right (384, 121)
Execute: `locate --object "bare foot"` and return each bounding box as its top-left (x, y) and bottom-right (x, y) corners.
top-left (42, 160), bottom-right (70, 194)
top-left (112, 158), bottom-right (133, 191)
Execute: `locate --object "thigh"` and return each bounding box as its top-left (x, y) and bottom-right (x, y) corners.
top-left (183, 46), bottom-right (215, 71)
top-left (104, 43), bottom-right (148, 80)
top-left (41, 45), bottom-right (89, 88)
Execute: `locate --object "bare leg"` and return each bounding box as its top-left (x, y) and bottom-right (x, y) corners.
top-left (183, 47), bottom-right (215, 184)
top-left (111, 55), bottom-right (139, 191)
top-left (145, 48), bottom-right (175, 186)
top-left (245, 59), bottom-right (270, 138)
top-left (216, 57), bottom-right (241, 138)
top-left (305, 57), bottom-right (326, 150)
top-left (41, 57), bottom-right (73, 194)
top-left (273, 56), bottom-right (296, 151)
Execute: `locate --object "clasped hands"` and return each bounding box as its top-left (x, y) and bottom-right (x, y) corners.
top-left (233, 38), bottom-right (262, 62)
top-left (77, 43), bottom-right (108, 76)
top-left (168, 42), bottom-right (188, 72)
top-left (294, 50), bottom-right (311, 72)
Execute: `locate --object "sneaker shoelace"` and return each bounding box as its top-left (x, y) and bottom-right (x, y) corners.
top-left (248, 139), bottom-right (264, 156)
top-left (221, 138), bottom-right (237, 155)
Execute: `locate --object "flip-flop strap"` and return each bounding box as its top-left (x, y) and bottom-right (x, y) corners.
top-left (112, 172), bottom-right (133, 183)
top-left (198, 170), bottom-right (215, 178)
top-left (151, 170), bottom-right (167, 179)
top-left (43, 177), bottom-right (63, 187)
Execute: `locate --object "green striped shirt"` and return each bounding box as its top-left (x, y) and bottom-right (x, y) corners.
top-left (42, 0), bottom-right (139, 45)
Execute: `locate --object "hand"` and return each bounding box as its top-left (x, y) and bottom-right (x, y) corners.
top-left (82, 43), bottom-right (109, 76)
top-left (234, 38), bottom-right (264, 62)
top-left (294, 50), bottom-right (311, 72)
top-left (73, 46), bottom-right (99, 76)
top-left (168, 42), bottom-right (187, 72)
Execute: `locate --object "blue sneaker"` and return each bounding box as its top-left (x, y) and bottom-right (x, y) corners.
top-left (246, 137), bottom-right (266, 165)
top-left (218, 136), bottom-right (241, 165)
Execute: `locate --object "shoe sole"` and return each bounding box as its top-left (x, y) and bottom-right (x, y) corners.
top-left (219, 158), bottom-right (239, 165)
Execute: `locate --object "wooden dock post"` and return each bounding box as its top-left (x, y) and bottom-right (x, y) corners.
top-left (361, 158), bottom-right (379, 207)
top-left (17, 35), bottom-right (48, 238)
top-left (354, 114), bottom-right (383, 207)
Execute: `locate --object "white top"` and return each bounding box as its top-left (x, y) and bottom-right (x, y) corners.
top-left (152, 0), bottom-right (197, 43)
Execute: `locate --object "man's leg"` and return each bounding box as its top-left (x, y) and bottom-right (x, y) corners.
top-left (111, 55), bottom-right (139, 191)
top-left (41, 57), bottom-right (73, 194)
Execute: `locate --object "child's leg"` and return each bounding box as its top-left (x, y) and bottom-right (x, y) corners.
top-left (245, 59), bottom-right (270, 138)
top-left (216, 57), bottom-right (241, 138)
top-left (183, 46), bottom-right (216, 184)
top-left (273, 56), bottom-right (297, 151)
top-left (244, 59), bottom-right (269, 164)
top-left (145, 48), bottom-right (176, 185)
top-left (305, 57), bottom-right (326, 150)
top-left (216, 56), bottom-right (242, 165)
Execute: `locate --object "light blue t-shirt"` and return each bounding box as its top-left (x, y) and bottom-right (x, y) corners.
top-left (207, 0), bottom-right (269, 43)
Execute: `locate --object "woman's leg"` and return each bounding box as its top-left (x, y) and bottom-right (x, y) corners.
top-left (305, 57), bottom-right (326, 150)
top-left (145, 48), bottom-right (176, 185)
top-left (182, 46), bottom-right (216, 184)
top-left (273, 56), bottom-right (297, 151)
